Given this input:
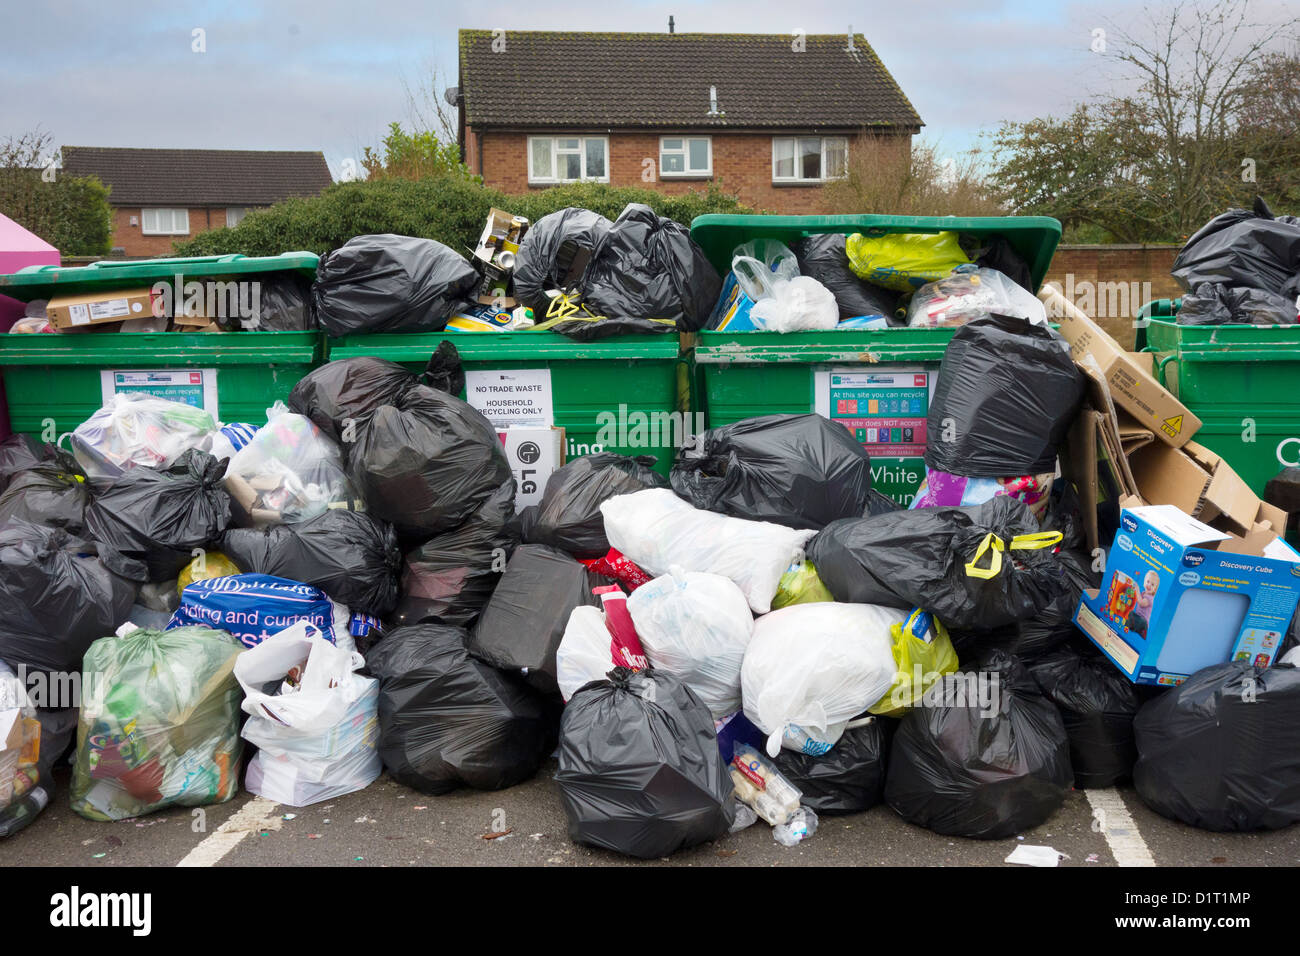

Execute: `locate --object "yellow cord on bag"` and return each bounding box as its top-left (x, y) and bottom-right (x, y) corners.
top-left (964, 530), bottom-right (1063, 580)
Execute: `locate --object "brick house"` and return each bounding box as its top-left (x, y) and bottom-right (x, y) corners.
top-left (61, 147), bottom-right (333, 256)
top-left (457, 30), bottom-right (923, 214)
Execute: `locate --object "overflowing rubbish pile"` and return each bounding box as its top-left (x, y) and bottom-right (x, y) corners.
top-left (3, 206), bottom-right (1300, 859)
top-left (1172, 197), bottom-right (1300, 326)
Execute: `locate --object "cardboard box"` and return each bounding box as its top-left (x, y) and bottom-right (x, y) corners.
top-left (497, 427), bottom-right (564, 511)
top-left (1040, 287), bottom-right (1201, 447)
top-left (47, 287), bottom-right (157, 330)
top-left (1075, 504), bottom-right (1300, 685)
top-left (1129, 439), bottom-right (1288, 538)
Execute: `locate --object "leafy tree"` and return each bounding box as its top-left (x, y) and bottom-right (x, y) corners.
top-left (0, 130), bottom-right (113, 256)
top-left (361, 122), bottom-right (479, 183)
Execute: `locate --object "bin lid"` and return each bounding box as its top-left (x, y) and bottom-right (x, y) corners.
top-left (689, 214), bottom-right (1062, 292)
top-left (0, 252), bottom-right (319, 301)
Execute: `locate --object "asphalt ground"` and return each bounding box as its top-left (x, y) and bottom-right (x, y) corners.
top-left (3, 760), bottom-right (1297, 869)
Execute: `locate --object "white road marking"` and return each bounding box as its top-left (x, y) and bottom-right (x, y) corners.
top-left (1086, 788), bottom-right (1156, 867)
top-left (175, 796), bottom-right (282, 868)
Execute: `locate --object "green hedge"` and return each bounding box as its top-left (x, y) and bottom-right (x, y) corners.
top-left (174, 178), bottom-right (758, 258)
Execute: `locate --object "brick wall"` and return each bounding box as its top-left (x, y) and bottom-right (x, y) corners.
top-left (110, 206), bottom-right (245, 256)
top-left (1043, 244), bottom-right (1183, 348)
top-left (468, 126), bottom-right (871, 213)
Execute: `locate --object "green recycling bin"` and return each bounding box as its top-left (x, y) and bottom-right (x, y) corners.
top-left (325, 331), bottom-right (690, 478)
top-left (1142, 307), bottom-right (1300, 498)
top-left (0, 253), bottom-right (323, 440)
top-left (688, 214), bottom-right (1062, 505)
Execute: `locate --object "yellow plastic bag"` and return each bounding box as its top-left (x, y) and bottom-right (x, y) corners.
top-left (845, 231), bottom-right (970, 292)
top-left (177, 551), bottom-right (242, 594)
top-left (869, 608), bottom-right (960, 716)
top-left (771, 560), bottom-right (835, 609)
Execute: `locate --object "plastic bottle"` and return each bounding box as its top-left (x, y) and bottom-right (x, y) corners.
top-left (0, 786), bottom-right (49, 838)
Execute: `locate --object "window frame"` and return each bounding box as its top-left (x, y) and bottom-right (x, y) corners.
top-left (658, 135), bottom-right (713, 178)
top-left (527, 135), bottom-right (611, 185)
top-left (771, 136), bottom-right (850, 184)
top-left (141, 208), bottom-right (190, 235)
top-left (225, 207), bottom-right (248, 228)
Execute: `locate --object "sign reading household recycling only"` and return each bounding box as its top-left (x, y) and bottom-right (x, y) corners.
top-left (100, 369), bottom-right (219, 415)
top-left (465, 368), bottom-right (554, 428)
top-left (814, 365), bottom-right (938, 506)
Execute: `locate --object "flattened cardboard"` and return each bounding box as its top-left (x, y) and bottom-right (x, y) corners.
top-left (1129, 439), bottom-right (1277, 538)
top-left (47, 287), bottom-right (157, 330)
top-left (1040, 287), bottom-right (1201, 447)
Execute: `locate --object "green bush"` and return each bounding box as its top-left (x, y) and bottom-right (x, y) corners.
top-left (174, 177), bottom-right (756, 258)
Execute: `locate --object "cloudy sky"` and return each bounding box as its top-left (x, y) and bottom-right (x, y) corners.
top-left (4, 0), bottom-right (1295, 177)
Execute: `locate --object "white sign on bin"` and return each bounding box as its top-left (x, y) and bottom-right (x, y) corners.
top-left (100, 369), bottom-right (219, 416)
top-left (465, 368), bottom-right (553, 428)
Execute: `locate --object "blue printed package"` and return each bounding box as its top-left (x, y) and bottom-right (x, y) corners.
top-left (167, 573), bottom-right (378, 651)
top-left (1074, 505), bottom-right (1300, 686)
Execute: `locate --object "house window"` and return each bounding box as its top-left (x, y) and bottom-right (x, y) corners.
top-left (659, 137), bottom-right (712, 177)
top-left (226, 207), bottom-right (248, 227)
top-left (528, 136), bottom-right (610, 184)
top-left (141, 208), bottom-right (190, 235)
top-left (771, 137), bottom-right (849, 183)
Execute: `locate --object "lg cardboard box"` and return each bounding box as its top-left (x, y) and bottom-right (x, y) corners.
top-left (1074, 504), bottom-right (1300, 686)
top-left (47, 287), bottom-right (157, 330)
top-left (1041, 287), bottom-right (1201, 447)
top-left (497, 427), bottom-right (564, 511)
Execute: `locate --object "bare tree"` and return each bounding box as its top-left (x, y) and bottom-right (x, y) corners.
top-left (823, 135), bottom-right (1006, 217)
top-left (1099, 0), bottom-right (1299, 235)
top-left (400, 60), bottom-right (459, 143)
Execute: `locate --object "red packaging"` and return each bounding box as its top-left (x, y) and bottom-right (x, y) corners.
top-left (581, 547), bottom-right (653, 592)
top-left (593, 585), bottom-right (648, 671)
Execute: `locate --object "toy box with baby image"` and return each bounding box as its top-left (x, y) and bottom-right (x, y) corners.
top-left (1074, 504), bottom-right (1300, 686)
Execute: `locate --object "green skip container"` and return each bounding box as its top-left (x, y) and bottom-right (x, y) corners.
top-left (0, 253), bottom-right (323, 439)
top-left (325, 331), bottom-right (690, 478)
top-left (688, 214), bottom-right (1062, 504)
top-left (1143, 308), bottom-right (1300, 497)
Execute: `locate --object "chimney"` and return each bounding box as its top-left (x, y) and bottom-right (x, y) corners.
top-left (668, 15), bottom-right (675, 34)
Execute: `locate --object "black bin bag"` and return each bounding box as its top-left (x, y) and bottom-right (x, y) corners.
top-left (348, 384), bottom-right (513, 545)
top-left (468, 544), bottom-right (613, 695)
top-left (792, 233), bottom-right (900, 321)
top-left (518, 453), bottom-right (667, 558)
top-left (1028, 642), bottom-right (1140, 788)
top-left (925, 315), bottom-right (1085, 478)
top-left (556, 667), bottom-right (735, 859)
top-left (85, 449), bottom-right (231, 583)
top-left (1177, 282), bottom-right (1297, 326)
top-left (366, 623), bottom-right (553, 794)
top-left (312, 234), bottom-right (479, 336)
top-left (1172, 197), bottom-right (1300, 294)
top-left (248, 272), bottom-right (315, 331)
top-left (1010, 547), bottom-right (1098, 660)
top-left (222, 509), bottom-right (401, 616)
top-left (0, 459), bottom-right (91, 535)
top-left (287, 356), bottom-right (417, 448)
top-left (1133, 661), bottom-right (1300, 831)
top-left (885, 650), bottom-right (1073, 839)
top-left (0, 520), bottom-right (137, 675)
top-left (392, 478), bottom-right (519, 629)
top-left (556, 203), bottom-right (721, 340)
top-left (671, 414), bottom-right (873, 530)
top-left (0, 434), bottom-right (59, 495)
top-left (772, 716), bottom-right (891, 815)
top-left (511, 207), bottom-right (613, 314)
top-left (808, 496), bottom-right (1063, 631)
